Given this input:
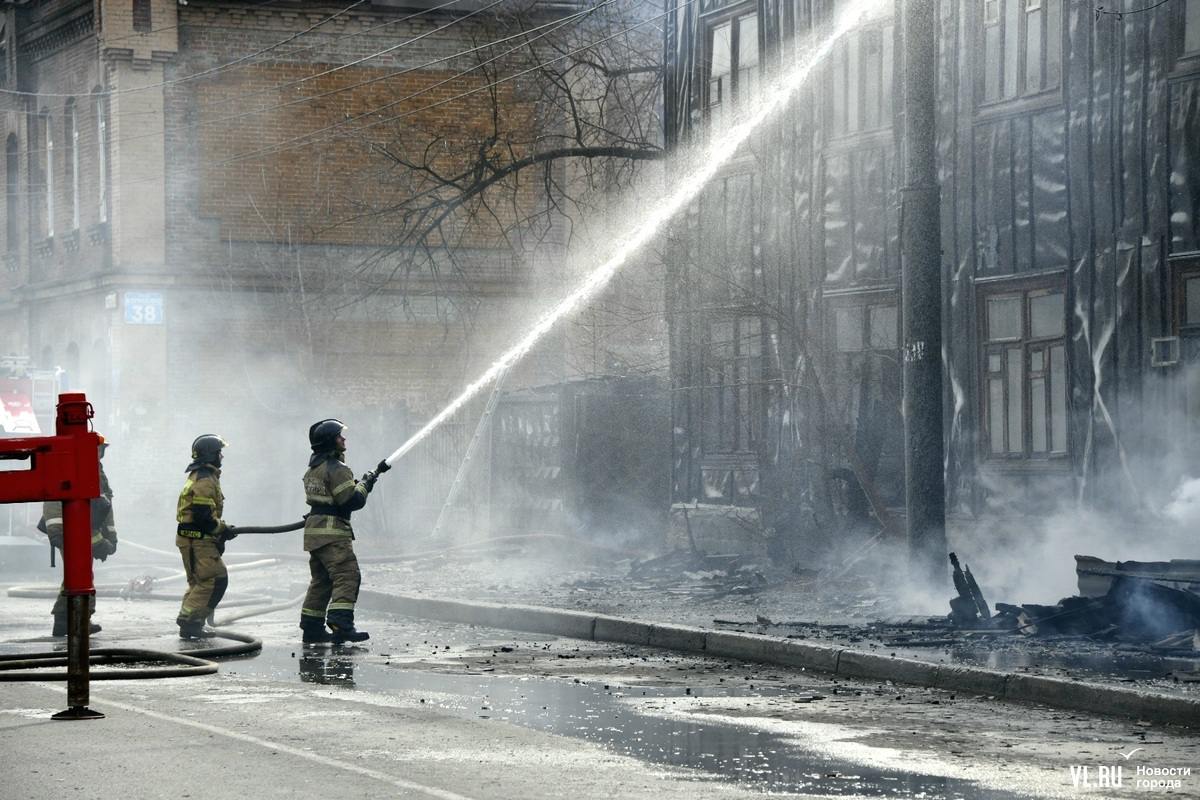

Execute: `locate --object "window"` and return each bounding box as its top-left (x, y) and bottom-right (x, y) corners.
top-left (95, 92), bottom-right (109, 223)
top-left (702, 316), bottom-right (765, 455)
top-left (1177, 264), bottom-right (1200, 334)
top-left (829, 10), bottom-right (893, 136)
top-left (1185, 0), bottom-right (1200, 57)
top-left (705, 10), bottom-right (758, 128)
top-left (41, 111), bottom-right (53, 238)
top-left (65, 101), bottom-right (78, 230)
top-left (5, 134), bottom-right (16, 252)
top-left (833, 301), bottom-right (898, 352)
top-left (981, 285), bottom-right (1068, 460)
top-left (133, 0), bottom-right (152, 33)
top-left (980, 0), bottom-right (1061, 104)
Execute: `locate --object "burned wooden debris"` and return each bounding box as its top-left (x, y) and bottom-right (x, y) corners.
top-left (946, 553), bottom-right (1200, 653)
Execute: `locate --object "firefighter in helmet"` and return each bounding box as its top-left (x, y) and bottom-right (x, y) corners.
top-left (175, 434), bottom-right (237, 639)
top-left (300, 418), bottom-right (388, 644)
top-left (40, 437), bottom-right (117, 637)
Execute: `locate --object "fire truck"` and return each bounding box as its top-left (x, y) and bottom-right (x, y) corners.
top-left (1, 356), bottom-right (63, 568)
top-left (0, 355), bottom-right (62, 435)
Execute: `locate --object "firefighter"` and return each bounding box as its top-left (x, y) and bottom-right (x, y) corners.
top-left (300, 418), bottom-right (388, 644)
top-left (40, 438), bottom-right (117, 637)
top-left (175, 434), bottom-right (237, 639)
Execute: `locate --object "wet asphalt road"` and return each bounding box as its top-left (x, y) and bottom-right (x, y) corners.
top-left (2, 568), bottom-right (1199, 799)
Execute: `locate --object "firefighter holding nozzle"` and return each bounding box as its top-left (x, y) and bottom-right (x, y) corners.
top-left (39, 437), bottom-right (117, 637)
top-left (175, 434), bottom-right (238, 639)
top-left (300, 418), bottom-right (389, 644)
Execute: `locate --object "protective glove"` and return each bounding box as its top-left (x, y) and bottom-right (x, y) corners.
top-left (94, 539), bottom-right (115, 562)
top-left (375, 459), bottom-right (391, 474)
top-left (48, 532), bottom-right (64, 551)
top-left (106, 538), bottom-right (118, 556)
top-left (361, 470), bottom-right (379, 493)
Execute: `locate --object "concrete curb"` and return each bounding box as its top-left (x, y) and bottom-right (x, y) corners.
top-left (357, 590), bottom-right (1200, 728)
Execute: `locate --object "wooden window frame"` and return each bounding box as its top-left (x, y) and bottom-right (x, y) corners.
top-left (976, 0), bottom-right (1063, 109)
top-left (977, 276), bottom-right (1070, 464)
top-left (1174, 259), bottom-right (1200, 336)
top-left (701, 4), bottom-right (760, 124)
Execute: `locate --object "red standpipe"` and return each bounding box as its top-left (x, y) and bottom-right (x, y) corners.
top-left (0, 392), bottom-right (103, 719)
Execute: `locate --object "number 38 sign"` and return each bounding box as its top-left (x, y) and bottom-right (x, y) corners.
top-left (123, 292), bottom-right (164, 325)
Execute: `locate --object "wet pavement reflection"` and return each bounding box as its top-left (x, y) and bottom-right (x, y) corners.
top-left (235, 644), bottom-right (1023, 798)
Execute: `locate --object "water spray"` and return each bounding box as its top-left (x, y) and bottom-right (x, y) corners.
top-left (382, 0), bottom-right (883, 469)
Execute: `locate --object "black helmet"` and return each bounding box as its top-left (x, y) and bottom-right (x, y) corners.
top-left (188, 434), bottom-right (227, 471)
top-left (309, 419), bottom-right (347, 453)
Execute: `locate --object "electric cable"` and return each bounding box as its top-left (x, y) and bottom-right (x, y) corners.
top-left (0, 0), bottom-right (423, 99)
top-left (218, 1), bottom-right (681, 165)
top-left (9, 0), bottom-right (616, 164)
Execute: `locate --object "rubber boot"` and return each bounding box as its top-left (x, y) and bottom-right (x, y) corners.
top-left (52, 617), bottom-right (101, 637)
top-left (326, 609), bottom-right (369, 644)
top-left (177, 618), bottom-right (213, 640)
top-left (299, 615), bottom-right (333, 644)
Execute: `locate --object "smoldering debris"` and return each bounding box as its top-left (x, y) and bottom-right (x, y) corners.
top-left (946, 553), bottom-right (1200, 656)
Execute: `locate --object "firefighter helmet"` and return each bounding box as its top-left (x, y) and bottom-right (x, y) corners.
top-left (188, 434), bottom-right (227, 471)
top-left (309, 418), bottom-right (347, 453)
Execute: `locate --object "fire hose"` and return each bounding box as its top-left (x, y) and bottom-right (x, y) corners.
top-left (0, 629), bottom-right (262, 681)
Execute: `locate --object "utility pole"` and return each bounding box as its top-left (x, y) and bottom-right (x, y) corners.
top-left (900, 0), bottom-right (947, 587)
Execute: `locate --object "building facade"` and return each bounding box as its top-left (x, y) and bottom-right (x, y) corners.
top-left (663, 0), bottom-right (1200, 555)
top-left (0, 0), bottom-right (588, 537)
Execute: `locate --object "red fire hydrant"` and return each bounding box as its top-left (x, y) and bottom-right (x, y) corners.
top-left (0, 393), bottom-right (103, 719)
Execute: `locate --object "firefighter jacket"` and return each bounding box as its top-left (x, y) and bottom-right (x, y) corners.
top-left (41, 463), bottom-right (118, 555)
top-left (303, 455), bottom-right (368, 552)
top-left (177, 466), bottom-right (227, 538)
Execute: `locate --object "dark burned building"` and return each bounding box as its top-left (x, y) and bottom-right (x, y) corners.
top-left (663, 0), bottom-right (1200, 555)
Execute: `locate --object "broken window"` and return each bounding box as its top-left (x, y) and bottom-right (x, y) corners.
top-left (981, 284), bottom-right (1068, 460)
top-left (704, 8), bottom-right (758, 129)
top-left (980, 0), bottom-right (1061, 104)
top-left (829, 10), bottom-right (893, 137)
top-left (702, 315), bottom-right (765, 455)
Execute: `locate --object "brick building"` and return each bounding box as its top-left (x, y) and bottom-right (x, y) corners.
top-left (0, 0), bottom-right (602, 538)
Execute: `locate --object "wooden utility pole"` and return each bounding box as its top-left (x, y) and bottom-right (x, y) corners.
top-left (900, 0), bottom-right (947, 586)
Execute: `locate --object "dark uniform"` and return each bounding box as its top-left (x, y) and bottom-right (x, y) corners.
top-left (300, 418), bottom-right (388, 644)
top-left (175, 435), bottom-right (235, 639)
top-left (41, 452), bottom-right (116, 637)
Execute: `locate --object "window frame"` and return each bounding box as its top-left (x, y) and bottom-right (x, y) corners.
top-left (65, 100), bottom-right (79, 232)
top-left (42, 110), bottom-right (53, 239)
top-left (1174, 259), bottom-right (1200, 336)
top-left (976, 0), bottom-right (1064, 111)
top-left (700, 312), bottom-right (769, 457)
top-left (94, 90), bottom-right (109, 225)
top-left (827, 11), bottom-right (895, 139)
top-left (5, 133), bottom-right (18, 254)
top-left (977, 276), bottom-right (1070, 464)
top-left (701, 4), bottom-right (760, 126)
top-left (1175, 0), bottom-right (1200, 72)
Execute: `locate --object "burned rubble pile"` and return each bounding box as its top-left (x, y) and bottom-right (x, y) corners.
top-left (948, 553), bottom-right (1200, 656)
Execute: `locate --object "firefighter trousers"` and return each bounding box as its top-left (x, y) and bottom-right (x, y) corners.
top-left (51, 585), bottom-right (96, 619)
top-left (176, 535), bottom-right (228, 625)
top-left (302, 540), bottom-right (361, 622)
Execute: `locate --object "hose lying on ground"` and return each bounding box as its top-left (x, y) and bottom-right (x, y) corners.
top-left (0, 628), bottom-right (261, 681)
